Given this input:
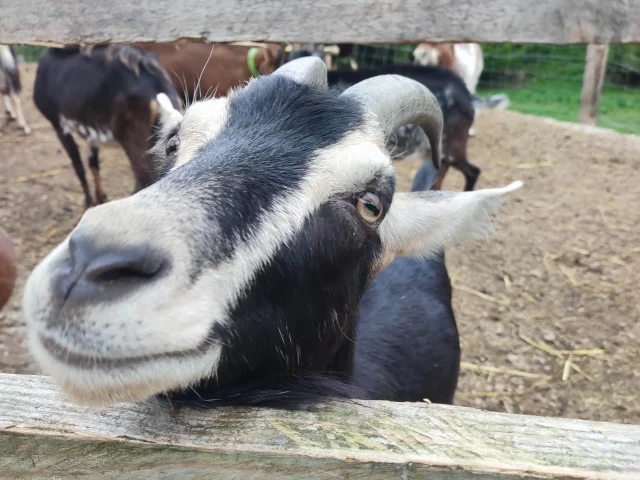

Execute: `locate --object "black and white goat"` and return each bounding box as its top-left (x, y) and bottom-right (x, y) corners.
top-left (34, 45), bottom-right (181, 208)
top-left (0, 45), bottom-right (31, 136)
top-left (328, 64), bottom-right (509, 191)
top-left (23, 57), bottom-right (522, 408)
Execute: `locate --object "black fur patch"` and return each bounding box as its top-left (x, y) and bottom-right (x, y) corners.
top-left (164, 372), bottom-right (372, 410)
top-left (354, 253), bottom-right (460, 404)
top-left (328, 64), bottom-right (475, 122)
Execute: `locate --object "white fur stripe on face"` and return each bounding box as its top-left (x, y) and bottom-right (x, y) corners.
top-left (153, 94), bottom-right (231, 171)
top-left (172, 98), bottom-right (230, 169)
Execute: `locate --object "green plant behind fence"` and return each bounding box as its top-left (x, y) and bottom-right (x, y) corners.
top-left (353, 43), bottom-right (639, 135)
top-left (11, 43), bottom-right (640, 135)
top-left (13, 45), bottom-right (46, 62)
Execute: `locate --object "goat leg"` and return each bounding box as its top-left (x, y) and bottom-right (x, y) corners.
top-left (3, 95), bottom-right (17, 120)
top-left (10, 94), bottom-right (31, 135)
top-left (56, 129), bottom-right (94, 208)
top-left (432, 164), bottom-right (450, 191)
top-left (89, 147), bottom-right (108, 204)
top-left (455, 158), bottom-right (481, 192)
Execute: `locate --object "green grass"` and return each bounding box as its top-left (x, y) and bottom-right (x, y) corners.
top-left (475, 44), bottom-right (640, 135)
top-left (479, 80), bottom-right (640, 135)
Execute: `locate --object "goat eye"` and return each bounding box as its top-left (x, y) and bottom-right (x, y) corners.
top-left (165, 135), bottom-right (180, 156)
top-left (356, 192), bottom-right (383, 223)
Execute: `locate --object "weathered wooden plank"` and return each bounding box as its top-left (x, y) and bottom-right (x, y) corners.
top-left (579, 44), bottom-right (610, 125)
top-left (1, 373), bottom-right (639, 479)
top-left (0, 0), bottom-right (639, 45)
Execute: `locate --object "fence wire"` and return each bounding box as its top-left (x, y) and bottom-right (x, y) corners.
top-left (11, 43), bottom-right (640, 135)
top-left (349, 44), bottom-right (640, 135)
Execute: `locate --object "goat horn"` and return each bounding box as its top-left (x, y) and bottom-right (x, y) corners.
top-left (341, 75), bottom-right (443, 169)
top-left (272, 56), bottom-right (327, 90)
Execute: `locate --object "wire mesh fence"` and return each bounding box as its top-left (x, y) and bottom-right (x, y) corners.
top-left (349, 43), bottom-right (640, 135)
top-left (10, 43), bottom-right (640, 135)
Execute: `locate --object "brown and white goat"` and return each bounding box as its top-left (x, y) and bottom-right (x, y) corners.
top-left (413, 43), bottom-right (484, 95)
top-left (0, 45), bottom-right (31, 136)
top-left (413, 43), bottom-right (485, 136)
top-left (34, 45), bottom-right (181, 208)
top-left (23, 57), bottom-right (522, 408)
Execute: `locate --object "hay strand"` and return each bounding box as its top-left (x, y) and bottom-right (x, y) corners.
top-left (515, 159), bottom-right (553, 169)
top-left (518, 333), bottom-right (563, 359)
top-left (10, 167), bottom-right (67, 183)
top-left (461, 362), bottom-right (551, 379)
top-left (520, 292), bottom-right (537, 303)
top-left (451, 281), bottom-right (510, 306)
top-left (571, 247), bottom-right (590, 255)
top-left (557, 348), bottom-right (605, 356)
top-left (562, 356), bottom-right (573, 381)
top-left (558, 264), bottom-right (580, 286)
top-left (570, 361), bottom-right (595, 381)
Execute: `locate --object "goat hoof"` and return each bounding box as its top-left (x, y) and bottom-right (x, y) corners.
top-left (23, 127), bottom-right (32, 135)
top-left (97, 194), bottom-right (108, 204)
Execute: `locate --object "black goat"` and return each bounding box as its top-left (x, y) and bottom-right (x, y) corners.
top-left (328, 64), bottom-right (509, 191)
top-left (354, 159), bottom-right (460, 404)
top-left (34, 45), bottom-right (181, 208)
top-left (23, 57), bottom-right (522, 409)
top-left (0, 45), bottom-right (31, 136)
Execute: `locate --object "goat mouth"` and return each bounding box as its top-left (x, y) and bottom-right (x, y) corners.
top-left (38, 334), bottom-right (205, 370)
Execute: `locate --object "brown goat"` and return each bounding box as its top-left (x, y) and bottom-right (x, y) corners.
top-left (133, 42), bottom-right (286, 102)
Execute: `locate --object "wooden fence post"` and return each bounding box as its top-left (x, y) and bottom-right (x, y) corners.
top-left (579, 44), bottom-right (610, 125)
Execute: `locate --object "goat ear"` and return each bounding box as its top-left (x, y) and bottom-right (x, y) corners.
top-left (155, 93), bottom-right (183, 129)
top-left (379, 181), bottom-right (523, 258)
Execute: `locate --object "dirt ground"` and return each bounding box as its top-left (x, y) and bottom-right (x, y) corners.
top-left (1, 65), bottom-right (639, 425)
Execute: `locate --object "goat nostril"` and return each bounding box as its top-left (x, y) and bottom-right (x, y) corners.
top-left (84, 247), bottom-right (166, 284)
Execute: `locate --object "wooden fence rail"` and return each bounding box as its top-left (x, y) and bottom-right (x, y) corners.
top-left (1, 373), bottom-right (639, 479)
top-left (1, 0), bottom-right (640, 45)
